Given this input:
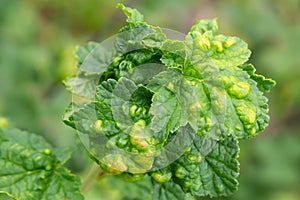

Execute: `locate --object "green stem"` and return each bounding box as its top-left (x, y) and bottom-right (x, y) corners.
top-left (81, 163), bottom-right (108, 195)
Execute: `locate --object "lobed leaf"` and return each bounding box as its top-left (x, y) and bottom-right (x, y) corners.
top-left (239, 64), bottom-right (276, 93)
top-left (62, 4), bottom-right (275, 199)
top-left (117, 3), bottom-right (144, 25)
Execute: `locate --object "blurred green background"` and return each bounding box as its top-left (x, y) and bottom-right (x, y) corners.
top-left (0, 0), bottom-right (299, 199)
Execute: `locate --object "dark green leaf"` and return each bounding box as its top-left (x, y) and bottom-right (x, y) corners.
top-left (196, 136), bottom-right (239, 197)
top-left (152, 181), bottom-right (187, 200)
top-left (0, 128), bottom-right (83, 200)
top-left (172, 136), bottom-right (239, 197)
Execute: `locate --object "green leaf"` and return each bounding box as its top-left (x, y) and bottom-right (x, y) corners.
top-left (117, 3), bottom-right (144, 25)
top-left (196, 136), bottom-right (239, 197)
top-left (113, 24), bottom-right (166, 58)
top-left (62, 4), bottom-right (275, 199)
top-left (75, 42), bottom-right (99, 66)
top-left (185, 19), bottom-right (251, 70)
top-left (63, 79), bottom-right (121, 137)
top-left (147, 69), bottom-right (226, 140)
top-left (172, 136), bottom-right (239, 197)
top-left (147, 85), bottom-right (181, 143)
top-left (221, 67), bottom-right (271, 138)
top-left (147, 69), bottom-right (211, 132)
top-left (239, 64), bottom-right (276, 93)
top-left (52, 146), bottom-right (75, 165)
top-left (189, 18), bottom-right (219, 35)
top-left (148, 67), bottom-right (270, 139)
top-left (152, 181), bottom-right (187, 200)
top-left (63, 73), bottom-right (99, 99)
top-left (75, 42), bottom-right (113, 75)
top-left (106, 175), bottom-right (152, 200)
top-left (0, 128), bottom-right (83, 200)
top-left (63, 78), bottom-right (158, 173)
top-left (63, 102), bottom-right (95, 134)
top-left (160, 40), bottom-right (186, 69)
top-left (79, 44), bottom-right (112, 75)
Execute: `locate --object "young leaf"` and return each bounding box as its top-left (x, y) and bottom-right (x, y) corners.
top-left (185, 19), bottom-right (251, 70)
top-left (0, 128), bottom-right (83, 200)
top-left (117, 3), bottom-right (144, 25)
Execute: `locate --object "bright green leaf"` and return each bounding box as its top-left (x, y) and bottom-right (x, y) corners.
top-left (239, 64), bottom-right (276, 93)
top-left (62, 4), bottom-right (275, 199)
top-left (117, 3), bottom-right (144, 25)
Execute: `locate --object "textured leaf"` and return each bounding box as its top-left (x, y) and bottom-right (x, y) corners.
top-left (64, 41), bottom-right (113, 98)
top-left (172, 136), bottom-right (239, 197)
top-left (148, 68), bottom-right (268, 140)
top-left (239, 64), bottom-right (276, 93)
top-left (63, 102), bottom-right (99, 136)
top-left (147, 85), bottom-right (181, 143)
top-left (189, 18), bottom-right (219, 35)
top-left (106, 175), bottom-right (152, 200)
top-left (63, 78), bottom-right (158, 173)
top-left (52, 146), bottom-right (75, 165)
top-left (185, 19), bottom-right (251, 70)
top-left (221, 67), bottom-right (271, 138)
top-left (117, 3), bottom-right (144, 25)
top-left (116, 3), bottom-right (167, 52)
top-left (63, 73), bottom-right (99, 99)
top-left (75, 42), bottom-right (99, 66)
top-left (62, 4), bottom-right (275, 199)
top-left (196, 137), bottom-right (239, 197)
top-left (147, 69), bottom-right (211, 132)
top-left (0, 129), bottom-right (83, 200)
top-left (152, 181), bottom-right (187, 200)
top-left (160, 40), bottom-right (186, 69)
top-left (75, 41), bottom-right (113, 75)
top-left (113, 24), bottom-right (166, 57)
top-left (63, 79), bottom-right (121, 137)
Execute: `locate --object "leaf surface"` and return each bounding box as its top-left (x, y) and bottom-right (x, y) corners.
top-left (0, 129), bottom-right (83, 200)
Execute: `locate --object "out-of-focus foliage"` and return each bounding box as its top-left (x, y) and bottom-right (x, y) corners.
top-left (0, 0), bottom-right (299, 199)
top-left (0, 128), bottom-right (84, 200)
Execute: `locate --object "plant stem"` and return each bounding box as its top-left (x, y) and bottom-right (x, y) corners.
top-left (81, 163), bottom-right (108, 195)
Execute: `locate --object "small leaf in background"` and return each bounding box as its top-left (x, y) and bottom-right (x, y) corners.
top-left (0, 128), bottom-right (83, 200)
